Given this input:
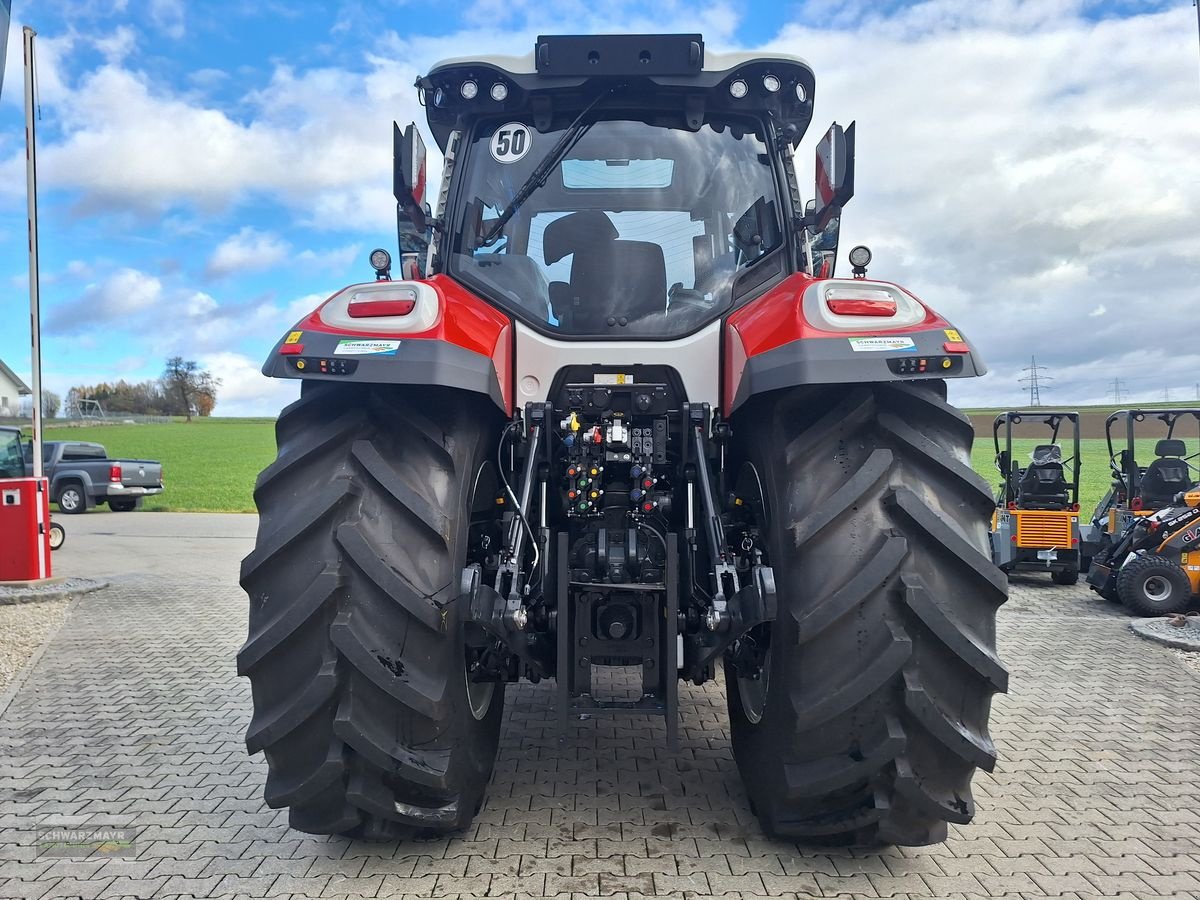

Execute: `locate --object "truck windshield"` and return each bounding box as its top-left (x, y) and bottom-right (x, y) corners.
top-left (0, 430), bottom-right (24, 479)
top-left (448, 116), bottom-right (782, 338)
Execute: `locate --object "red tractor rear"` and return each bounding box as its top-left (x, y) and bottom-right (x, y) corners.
top-left (239, 33), bottom-right (1007, 846)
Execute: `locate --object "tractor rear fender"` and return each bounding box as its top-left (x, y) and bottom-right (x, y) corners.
top-left (724, 273), bottom-right (986, 413)
top-left (261, 275), bottom-right (513, 413)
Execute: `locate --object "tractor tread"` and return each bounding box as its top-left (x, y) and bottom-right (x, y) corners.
top-left (793, 536), bottom-right (907, 642)
top-left (900, 573), bottom-right (1008, 692)
top-left (728, 381), bottom-right (1006, 847)
top-left (240, 383), bottom-right (504, 839)
top-left (238, 569), bottom-right (341, 675)
top-left (790, 449), bottom-right (893, 547)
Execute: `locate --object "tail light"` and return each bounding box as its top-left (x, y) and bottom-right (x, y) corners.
top-left (109, 464), bottom-right (122, 483)
top-left (347, 286), bottom-right (418, 318)
top-left (824, 287), bottom-right (897, 317)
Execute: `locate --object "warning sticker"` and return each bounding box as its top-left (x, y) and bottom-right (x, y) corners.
top-left (594, 373), bottom-right (634, 385)
top-left (333, 339), bottom-right (400, 356)
top-left (848, 336), bottom-right (917, 352)
top-left (944, 328), bottom-right (962, 342)
top-left (285, 331), bottom-right (304, 344)
top-left (490, 122), bottom-right (532, 164)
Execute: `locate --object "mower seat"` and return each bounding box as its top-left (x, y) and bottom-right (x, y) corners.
top-left (1017, 444), bottom-right (1070, 510)
top-left (1138, 439), bottom-right (1191, 508)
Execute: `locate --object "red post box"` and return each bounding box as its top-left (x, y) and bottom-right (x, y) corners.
top-left (0, 477), bottom-right (53, 582)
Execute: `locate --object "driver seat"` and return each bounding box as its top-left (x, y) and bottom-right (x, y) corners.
top-left (1017, 444), bottom-right (1070, 509)
top-left (1139, 439), bottom-right (1191, 508)
top-left (544, 211), bottom-right (667, 330)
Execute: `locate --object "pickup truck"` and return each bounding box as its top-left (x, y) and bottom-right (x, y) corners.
top-left (22, 439), bottom-right (164, 513)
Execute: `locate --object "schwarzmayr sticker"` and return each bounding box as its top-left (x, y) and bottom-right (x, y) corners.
top-left (333, 339), bottom-right (401, 356)
top-left (848, 336), bottom-right (917, 352)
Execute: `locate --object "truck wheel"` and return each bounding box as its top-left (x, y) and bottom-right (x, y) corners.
top-left (1116, 556), bottom-right (1192, 616)
top-left (1051, 567), bottom-right (1079, 586)
top-left (109, 499), bottom-right (138, 512)
top-left (239, 382), bottom-right (505, 839)
top-left (56, 483), bottom-right (86, 514)
top-left (726, 382), bottom-right (1007, 846)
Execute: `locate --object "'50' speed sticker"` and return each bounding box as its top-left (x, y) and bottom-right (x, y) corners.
top-left (490, 122), bottom-right (532, 164)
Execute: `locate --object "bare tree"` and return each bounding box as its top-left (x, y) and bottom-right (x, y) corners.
top-left (162, 357), bottom-right (221, 421)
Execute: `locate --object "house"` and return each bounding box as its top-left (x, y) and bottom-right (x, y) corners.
top-left (0, 359), bottom-right (32, 417)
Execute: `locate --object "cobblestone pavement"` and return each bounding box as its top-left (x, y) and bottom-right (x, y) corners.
top-left (2, 542), bottom-right (1200, 899)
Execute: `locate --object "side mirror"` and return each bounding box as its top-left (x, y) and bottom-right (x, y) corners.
top-left (393, 122), bottom-right (430, 278)
top-left (393, 122), bottom-right (428, 231)
top-left (812, 121), bottom-right (855, 233)
top-left (996, 450), bottom-right (1011, 477)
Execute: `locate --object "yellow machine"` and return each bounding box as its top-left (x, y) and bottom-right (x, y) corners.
top-left (989, 411), bottom-right (1082, 584)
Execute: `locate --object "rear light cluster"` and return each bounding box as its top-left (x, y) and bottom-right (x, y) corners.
top-left (347, 287), bottom-right (418, 319)
top-left (109, 464), bottom-right (121, 484)
top-left (823, 287), bottom-right (897, 317)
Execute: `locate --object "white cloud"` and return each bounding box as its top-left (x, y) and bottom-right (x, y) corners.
top-left (296, 243), bottom-right (361, 274)
top-left (195, 351), bottom-right (299, 416)
top-left (149, 0), bottom-right (186, 39)
top-left (206, 228), bottom-right (290, 279)
top-left (1089, 305), bottom-right (1107, 317)
top-left (46, 267), bottom-right (163, 333)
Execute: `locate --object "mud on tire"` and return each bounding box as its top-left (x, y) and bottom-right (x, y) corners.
top-left (238, 382), bottom-right (505, 839)
top-left (726, 381), bottom-right (1008, 846)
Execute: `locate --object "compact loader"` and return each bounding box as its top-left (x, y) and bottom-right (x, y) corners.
top-left (1082, 408), bottom-right (1200, 567)
top-left (239, 34), bottom-right (1007, 847)
top-left (989, 411), bottom-right (1083, 584)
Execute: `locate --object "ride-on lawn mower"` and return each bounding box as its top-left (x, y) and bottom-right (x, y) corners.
top-left (1087, 488), bottom-right (1200, 615)
top-left (989, 411), bottom-right (1082, 584)
top-left (1082, 408), bottom-right (1200, 566)
top-left (239, 33), bottom-right (1007, 846)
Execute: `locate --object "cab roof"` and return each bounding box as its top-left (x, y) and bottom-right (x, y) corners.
top-left (418, 34), bottom-right (816, 151)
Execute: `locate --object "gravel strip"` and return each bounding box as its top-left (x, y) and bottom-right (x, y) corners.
top-left (0, 576), bottom-right (107, 605)
top-left (0, 598), bottom-right (71, 694)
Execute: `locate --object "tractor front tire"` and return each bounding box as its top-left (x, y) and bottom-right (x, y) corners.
top-left (239, 382), bottom-right (505, 839)
top-left (727, 382), bottom-right (1008, 846)
top-left (1116, 555), bottom-right (1192, 617)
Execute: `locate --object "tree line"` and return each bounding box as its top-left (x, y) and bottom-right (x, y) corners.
top-left (62, 357), bottom-right (220, 421)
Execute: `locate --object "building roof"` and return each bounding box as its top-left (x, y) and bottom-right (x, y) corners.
top-left (0, 359), bottom-right (32, 394)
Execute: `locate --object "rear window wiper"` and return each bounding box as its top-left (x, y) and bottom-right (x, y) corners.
top-left (480, 86), bottom-right (621, 247)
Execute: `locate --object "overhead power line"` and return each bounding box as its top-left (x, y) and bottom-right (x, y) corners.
top-left (1018, 356), bottom-right (1052, 407)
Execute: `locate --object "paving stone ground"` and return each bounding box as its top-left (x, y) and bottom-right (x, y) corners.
top-left (2, 522), bottom-right (1199, 899)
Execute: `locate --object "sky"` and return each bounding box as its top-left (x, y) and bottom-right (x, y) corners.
top-left (0, 0), bottom-right (1198, 416)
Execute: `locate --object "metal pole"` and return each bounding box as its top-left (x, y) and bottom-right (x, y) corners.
top-left (23, 26), bottom-right (43, 481)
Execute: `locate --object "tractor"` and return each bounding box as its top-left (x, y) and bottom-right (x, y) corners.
top-left (1081, 408), bottom-right (1200, 568)
top-left (238, 33), bottom-right (1007, 847)
top-left (989, 411), bottom-right (1082, 585)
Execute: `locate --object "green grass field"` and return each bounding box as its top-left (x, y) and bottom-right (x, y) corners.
top-left (24, 415), bottom-right (1189, 515)
top-left (41, 418), bottom-right (278, 513)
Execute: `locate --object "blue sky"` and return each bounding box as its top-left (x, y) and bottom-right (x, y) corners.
top-left (1, 0), bottom-right (1197, 414)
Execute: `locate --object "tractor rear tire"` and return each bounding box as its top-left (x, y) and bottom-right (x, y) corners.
top-left (1116, 555), bottom-right (1192, 617)
top-left (238, 382), bottom-right (505, 839)
top-left (726, 381), bottom-right (1008, 846)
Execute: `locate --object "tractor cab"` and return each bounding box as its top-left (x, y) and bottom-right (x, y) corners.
top-left (990, 410), bottom-right (1082, 584)
top-left (1090, 409), bottom-right (1200, 536)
